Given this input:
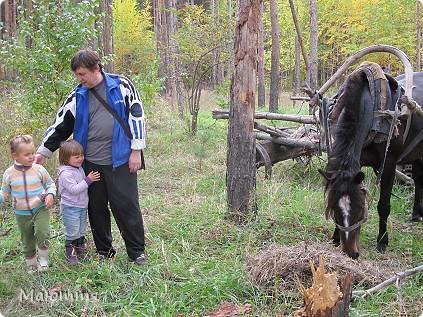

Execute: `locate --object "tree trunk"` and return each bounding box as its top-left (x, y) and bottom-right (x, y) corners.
top-left (225, 0), bottom-right (234, 82)
top-left (288, 0), bottom-right (309, 72)
top-left (269, 0), bottom-right (280, 113)
top-left (293, 34), bottom-right (301, 105)
top-left (215, 0), bottom-right (224, 86)
top-left (154, 0), bottom-right (169, 95)
top-left (211, 0), bottom-right (218, 88)
top-left (226, 0), bottom-right (261, 223)
top-left (0, 2), bottom-right (5, 80)
top-left (308, 0), bottom-right (318, 94)
top-left (417, 0), bottom-right (422, 71)
top-left (102, 0), bottom-right (114, 72)
top-left (23, 0), bottom-right (33, 48)
top-left (167, 0), bottom-right (184, 116)
top-left (257, 0), bottom-right (265, 108)
top-left (3, 0), bottom-right (17, 80)
top-left (4, 0), bottom-right (16, 39)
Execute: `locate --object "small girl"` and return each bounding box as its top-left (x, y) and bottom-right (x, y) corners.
top-left (0, 135), bottom-right (56, 272)
top-left (58, 140), bottom-right (100, 264)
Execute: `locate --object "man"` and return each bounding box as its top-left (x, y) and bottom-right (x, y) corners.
top-left (35, 48), bottom-right (147, 265)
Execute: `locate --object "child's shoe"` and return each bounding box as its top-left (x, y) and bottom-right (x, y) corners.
top-left (37, 248), bottom-right (49, 272)
top-left (65, 244), bottom-right (79, 265)
top-left (76, 236), bottom-right (87, 260)
top-left (25, 256), bottom-right (38, 273)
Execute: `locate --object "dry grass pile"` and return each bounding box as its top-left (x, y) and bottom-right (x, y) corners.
top-left (246, 241), bottom-right (405, 292)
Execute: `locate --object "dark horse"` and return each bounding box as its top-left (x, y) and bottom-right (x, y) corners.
top-left (320, 64), bottom-right (423, 259)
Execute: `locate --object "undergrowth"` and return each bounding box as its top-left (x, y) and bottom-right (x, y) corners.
top-left (0, 91), bottom-right (422, 316)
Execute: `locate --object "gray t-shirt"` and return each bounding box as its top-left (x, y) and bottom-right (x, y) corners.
top-left (85, 79), bottom-right (114, 165)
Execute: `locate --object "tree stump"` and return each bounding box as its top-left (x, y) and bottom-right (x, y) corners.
top-left (295, 256), bottom-right (353, 317)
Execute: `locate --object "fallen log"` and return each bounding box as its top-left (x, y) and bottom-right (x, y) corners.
top-left (254, 122), bottom-right (291, 138)
top-left (212, 109), bottom-right (317, 124)
top-left (255, 132), bottom-right (319, 150)
top-left (291, 124), bottom-right (318, 139)
top-left (291, 96), bottom-right (311, 101)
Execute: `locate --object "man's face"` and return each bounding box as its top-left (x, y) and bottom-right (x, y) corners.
top-left (74, 65), bottom-right (102, 88)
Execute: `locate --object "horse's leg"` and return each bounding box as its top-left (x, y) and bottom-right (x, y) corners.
top-left (332, 227), bottom-right (340, 246)
top-left (411, 160), bottom-right (423, 221)
top-left (376, 159), bottom-right (396, 253)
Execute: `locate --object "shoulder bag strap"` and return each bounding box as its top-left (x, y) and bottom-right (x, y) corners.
top-left (90, 88), bottom-right (132, 138)
top-left (90, 88), bottom-right (145, 170)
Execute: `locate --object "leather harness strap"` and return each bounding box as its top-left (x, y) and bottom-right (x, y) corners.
top-left (397, 124), bottom-right (423, 163)
top-left (333, 196), bottom-right (369, 233)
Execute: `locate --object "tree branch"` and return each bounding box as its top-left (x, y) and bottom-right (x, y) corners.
top-left (352, 264), bottom-right (423, 298)
top-left (0, 227), bottom-right (12, 238)
top-left (212, 109), bottom-right (317, 124)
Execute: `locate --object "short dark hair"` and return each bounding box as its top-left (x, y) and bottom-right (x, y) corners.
top-left (70, 48), bottom-right (103, 71)
top-left (59, 140), bottom-right (84, 165)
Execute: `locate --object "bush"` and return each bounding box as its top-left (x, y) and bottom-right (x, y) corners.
top-left (0, 0), bottom-right (101, 124)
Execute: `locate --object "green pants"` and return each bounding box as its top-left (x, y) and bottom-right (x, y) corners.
top-left (15, 208), bottom-right (50, 257)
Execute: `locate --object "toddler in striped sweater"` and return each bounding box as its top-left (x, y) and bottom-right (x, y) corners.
top-left (0, 135), bottom-right (56, 272)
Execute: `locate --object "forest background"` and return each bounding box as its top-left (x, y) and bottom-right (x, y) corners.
top-left (0, 0), bottom-right (422, 316)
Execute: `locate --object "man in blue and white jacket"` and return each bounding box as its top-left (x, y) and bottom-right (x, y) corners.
top-left (36, 48), bottom-right (147, 265)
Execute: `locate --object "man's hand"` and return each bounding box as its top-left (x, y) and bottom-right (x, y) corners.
top-left (35, 154), bottom-right (46, 165)
top-left (128, 150), bottom-right (142, 173)
top-left (44, 194), bottom-right (54, 208)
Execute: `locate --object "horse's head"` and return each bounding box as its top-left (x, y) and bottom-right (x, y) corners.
top-left (319, 169), bottom-right (368, 259)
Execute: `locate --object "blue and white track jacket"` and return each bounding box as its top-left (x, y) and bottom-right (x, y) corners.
top-left (37, 73), bottom-right (146, 168)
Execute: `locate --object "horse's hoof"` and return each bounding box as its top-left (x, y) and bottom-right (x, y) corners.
top-left (376, 244), bottom-right (386, 253)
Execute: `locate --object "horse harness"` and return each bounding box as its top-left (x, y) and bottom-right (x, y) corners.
top-left (332, 184), bottom-right (369, 233)
top-left (333, 209), bottom-right (368, 233)
top-left (317, 63), bottom-right (423, 175)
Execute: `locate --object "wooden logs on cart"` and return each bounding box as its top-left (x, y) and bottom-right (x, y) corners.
top-left (212, 109), bottom-right (321, 178)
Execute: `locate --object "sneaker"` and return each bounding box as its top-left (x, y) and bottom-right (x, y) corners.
top-left (134, 253), bottom-right (147, 266)
top-left (38, 248), bottom-right (49, 272)
top-left (26, 256), bottom-right (38, 273)
top-left (65, 244), bottom-right (78, 265)
top-left (37, 264), bottom-right (49, 272)
top-left (98, 248), bottom-right (116, 260)
top-left (75, 237), bottom-right (88, 260)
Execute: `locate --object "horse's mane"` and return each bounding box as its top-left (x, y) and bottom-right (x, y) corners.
top-left (327, 69), bottom-right (369, 174)
top-left (324, 69), bottom-right (372, 218)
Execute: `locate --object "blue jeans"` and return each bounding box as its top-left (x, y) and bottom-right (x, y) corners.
top-left (60, 204), bottom-right (88, 241)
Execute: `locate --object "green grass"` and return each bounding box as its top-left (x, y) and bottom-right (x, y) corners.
top-left (0, 93), bottom-right (422, 316)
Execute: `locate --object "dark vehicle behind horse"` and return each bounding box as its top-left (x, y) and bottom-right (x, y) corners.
top-left (320, 64), bottom-right (423, 259)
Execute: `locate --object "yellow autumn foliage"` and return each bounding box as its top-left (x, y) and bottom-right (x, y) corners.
top-left (113, 0), bottom-right (155, 75)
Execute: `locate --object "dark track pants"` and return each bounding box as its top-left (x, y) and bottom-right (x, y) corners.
top-left (84, 160), bottom-right (145, 260)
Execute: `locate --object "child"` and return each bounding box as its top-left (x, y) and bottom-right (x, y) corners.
top-left (0, 135), bottom-right (56, 272)
top-left (58, 140), bottom-right (100, 264)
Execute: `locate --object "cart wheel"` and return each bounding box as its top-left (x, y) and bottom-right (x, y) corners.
top-left (256, 142), bottom-right (272, 179)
